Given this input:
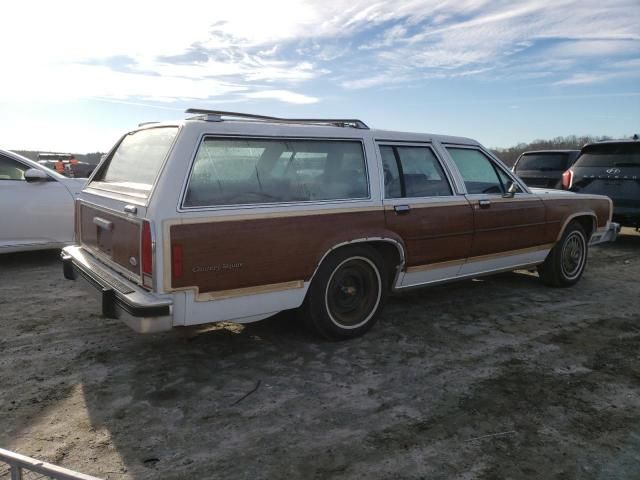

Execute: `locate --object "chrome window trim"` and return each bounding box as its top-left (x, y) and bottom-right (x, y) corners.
top-left (177, 134), bottom-right (372, 212)
top-left (374, 141), bottom-right (458, 201)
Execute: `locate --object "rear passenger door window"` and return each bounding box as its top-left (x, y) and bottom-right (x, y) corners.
top-left (183, 138), bottom-right (369, 207)
top-left (380, 145), bottom-right (452, 198)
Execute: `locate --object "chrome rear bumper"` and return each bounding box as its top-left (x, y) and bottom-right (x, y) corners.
top-left (61, 245), bottom-right (173, 333)
top-left (589, 221), bottom-right (620, 246)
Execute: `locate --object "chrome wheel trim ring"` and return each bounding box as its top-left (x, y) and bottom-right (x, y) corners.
top-left (324, 256), bottom-right (382, 330)
top-left (561, 230), bottom-right (586, 280)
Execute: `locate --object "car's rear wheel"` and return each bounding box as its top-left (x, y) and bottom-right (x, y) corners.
top-left (302, 245), bottom-right (387, 340)
top-left (538, 221), bottom-right (588, 287)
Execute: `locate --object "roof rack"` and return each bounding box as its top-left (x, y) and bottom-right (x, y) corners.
top-left (185, 108), bottom-right (369, 129)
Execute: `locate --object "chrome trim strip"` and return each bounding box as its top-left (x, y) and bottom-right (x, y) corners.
top-left (396, 261), bottom-right (543, 291)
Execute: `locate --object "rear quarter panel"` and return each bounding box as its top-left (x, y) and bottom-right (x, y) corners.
top-left (537, 192), bottom-right (612, 241)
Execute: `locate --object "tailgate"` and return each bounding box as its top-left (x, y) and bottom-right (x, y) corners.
top-left (572, 167), bottom-right (640, 207)
top-left (79, 203), bottom-right (142, 279)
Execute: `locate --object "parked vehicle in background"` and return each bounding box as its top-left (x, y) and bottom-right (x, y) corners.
top-left (0, 149), bottom-right (86, 253)
top-left (38, 153), bottom-right (96, 178)
top-left (512, 150), bottom-right (580, 189)
top-left (566, 138), bottom-right (640, 229)
top-left (62, 110), bottom-right (617, 339)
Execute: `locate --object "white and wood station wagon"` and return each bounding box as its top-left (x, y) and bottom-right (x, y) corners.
top-left (62, 110), bottom-right (618, 339)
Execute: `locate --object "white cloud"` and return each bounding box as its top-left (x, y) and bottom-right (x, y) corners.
top-left (243, 90), bottom-right (318, 104)
top-left (0, 0), bottom-right (638, 105)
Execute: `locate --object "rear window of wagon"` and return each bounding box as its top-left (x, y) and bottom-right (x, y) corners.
top-left (90, 127), bottom-right (178, 198)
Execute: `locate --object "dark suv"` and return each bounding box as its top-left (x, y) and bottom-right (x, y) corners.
top-left (512, 150), bottom-right (580, 189)
top-left (566, 139), bottom-right (640, 228)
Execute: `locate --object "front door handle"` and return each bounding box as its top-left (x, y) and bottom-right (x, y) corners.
top-left (394, 205), bottom-right (411, 215)
top-left (479, 200), bottom-right (491, 209)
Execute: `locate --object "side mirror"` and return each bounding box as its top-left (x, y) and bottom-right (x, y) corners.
top-left (503, 181), bottom-right (518, 198)
top-left (24, 168), bottom-right (49, 183)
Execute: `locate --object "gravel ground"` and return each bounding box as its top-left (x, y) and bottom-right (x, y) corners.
top-left (1, 229), bottom-right (639, 479)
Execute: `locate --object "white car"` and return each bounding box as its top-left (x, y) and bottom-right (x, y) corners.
top-left (0, 149), bottom-right (86, 253)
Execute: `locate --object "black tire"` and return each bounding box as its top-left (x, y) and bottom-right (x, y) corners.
top-left (302, 245), bottom-right (388, 340)
top-left (538, 221), bottom-right (589, 287)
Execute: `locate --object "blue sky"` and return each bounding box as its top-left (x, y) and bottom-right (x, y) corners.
top-left (0, 0), bottom-right (638, 152)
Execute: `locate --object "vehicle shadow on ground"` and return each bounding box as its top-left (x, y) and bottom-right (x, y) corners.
top-left (0, 249), bottom-right (61, 268)
top-left (72, 269), bottom-right (554, 478)
top-left (5, 244), bottom-right (638, 479)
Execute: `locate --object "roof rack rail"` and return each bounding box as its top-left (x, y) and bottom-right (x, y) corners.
top-left (184, 108), bottom-right (369, 129)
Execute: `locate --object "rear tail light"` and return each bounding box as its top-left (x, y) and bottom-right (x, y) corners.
top-left (141, 220), bottom-right (153, 288)
top-left (172, 244), bottom-right (183, 279)
top-left (562, 169), bottom-right (574, 189)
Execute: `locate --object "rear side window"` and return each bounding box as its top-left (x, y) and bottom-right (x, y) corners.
top-left (516, 153), bottom-right (570, 171)
top-left (574, 143), bottom-right (640, 168)
top-left (380, 145), bottom-right (452, 198)
top-left (91, 127), bottom-right (178, 197)
top-left (183, 138), bottom-right (368, 207)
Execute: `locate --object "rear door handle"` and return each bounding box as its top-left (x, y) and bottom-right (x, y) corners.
top-left (479, 200), bottom-right (491, 209)
top-left (394, 205), bottom-right (411, 214)
top-left (93, 216), bottom-right (113, 230)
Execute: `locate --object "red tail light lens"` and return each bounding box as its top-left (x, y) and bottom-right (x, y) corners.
top-left (562, 169), bottom-right (573, 189)
top-left (172, 244), bottom-right (183, 279)
top-left (141, 221), bottom-right (153, 276)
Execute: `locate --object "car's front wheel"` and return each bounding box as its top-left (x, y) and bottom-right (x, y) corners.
top-left (302, 245), bottom-right (387, 340)
top-left (538, 221), bottom-right (589, 287)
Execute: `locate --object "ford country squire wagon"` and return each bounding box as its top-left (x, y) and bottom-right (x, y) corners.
top-left (62, 110), bottom-right (618, 339)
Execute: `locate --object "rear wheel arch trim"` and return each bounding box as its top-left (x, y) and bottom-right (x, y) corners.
top-left (556, 212), bottom-right (597, 242)
top-left (309, 237), bottom-right (406, 288)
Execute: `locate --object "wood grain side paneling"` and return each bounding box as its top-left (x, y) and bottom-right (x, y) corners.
top-left (469, 198), bottom-right (547, 257)
top-left (80, 204), bottom-right (140, 274)
top-left (170, 209), bottom-right (390, 293)
top-left (542, 196), bottom-right (611, 240)
top-left (384, 203), bottom-right (474, 267)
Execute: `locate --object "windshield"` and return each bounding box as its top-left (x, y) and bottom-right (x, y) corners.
top-left (574, 143), bottom-right (640, 168)
top-left (91, 127), bottom-right (178, 196)
top-left (516, 153), bottom-right (570, 171)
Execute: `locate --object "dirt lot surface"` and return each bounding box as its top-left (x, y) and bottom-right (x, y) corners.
top-left (1, 230), bottom-right (639, 479)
